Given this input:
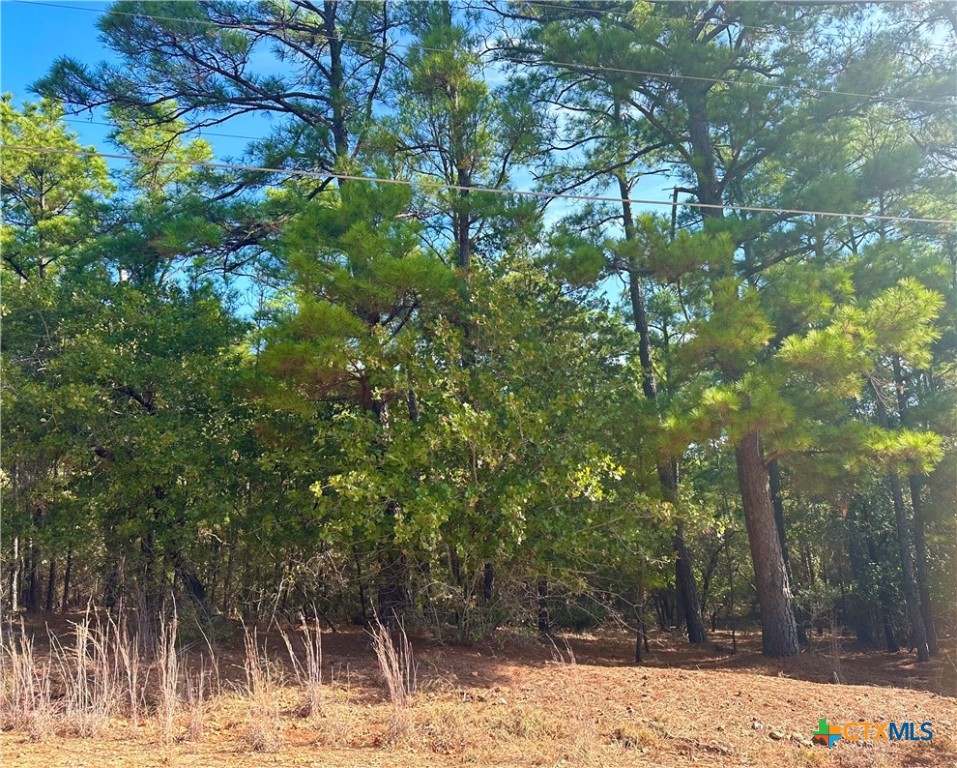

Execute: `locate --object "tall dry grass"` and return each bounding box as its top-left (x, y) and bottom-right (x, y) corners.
top-left (280, 613), bottom-right (324, 717)
top-left (370, 617), bottom-right (417, 741)
top-left (371, 618), bottom-right (416, 708)
top-left (156, 613), bottom-right (180, 742)
top-left (0, 607), bottom-right (221, 743)
top-left (0, 619), bottom-right (56, 740)
top-left (240, 623), bottom-right (284, 752)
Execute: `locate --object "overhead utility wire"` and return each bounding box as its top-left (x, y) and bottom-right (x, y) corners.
top-left (19, 0), bottom-right (953, 51)
top-left (12, 0), bottom-right (955, 108)
top-left (60, 116), bottom-right (261, 143)
top-left (5, 144), bottom-right (954, 227)
top-left (522, 0), bottom-right (954, 50)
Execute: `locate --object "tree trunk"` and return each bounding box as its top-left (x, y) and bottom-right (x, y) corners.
top-left (175, 562), bottom-right (210, 621)
top-left (845, 506), bottom-right (875, 645)
top-left (9, 536), bottom-right (20, 612)
top-left (635, 560), bottom-right (648, 664)
top-left (873, 383), bottom-right (929, 662)
top-left (888, 472), bottom-right (930, 661)
top-left (892, 357), bottom-right (938, 656)
top-left (726, 532), bottom-right (737, 654)
top-left (376, 549), bottom-right (406, 629)
top-left (45, 558), bottom-right (57, 612)
top-left (909, 475), bottom-right (938, 656)
top-left (537, 579), bottom-right (549, 636)
top-left (673, 521), bottom-right (706, 643)
top-left (681, 87), bottom-right (793, 653)
top-left (734, 431), bottom-right (799, 657)
top-left (323, 0), bottom-right (349, 165)
top-left (140, 530), bottom-right (160, 619)
top-left (768, 459), bottom-right (808, 646)
top-left (483, 562), bottom-right (494, 602)
top-left (61, 549), bottom-right (72, 613)
top-left (221, 539), bottom-right (234, 617)
top-left (616, 157), bottom-right (705, 646)
top-left (860, 500), bottom-right (900, 652)
top-left (26, 540), bottom-right (40, 614)
top-left (353, 545), bottom-right (369, 626)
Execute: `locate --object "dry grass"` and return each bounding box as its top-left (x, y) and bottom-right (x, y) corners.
top-left (1, 608), bottom-right (224, 745)
top-left (608, 721), bottom-right (659, 750)
top-left (279, 614), bottom-right (323, 718)
top-left (155, 613), bottom-right (180, 743)
top-left (370, 619), bottom-right (416, 708)
top-left (2, 621), bottom-right (955, 768)
top-left (182, 665), bottom-right (207, 743)
top-left (240, 624), bottom-right (284, 752)
top-left (0, 619), bottom-right (52, 737)
top-left (55, 610), bottom-right (122, 737)
top-left (370, 618), bottom-right (417, 742)
top-left (110, 613), bottom-right (143, 728)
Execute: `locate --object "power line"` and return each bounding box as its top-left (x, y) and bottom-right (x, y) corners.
top-left (5, 143), bottom-right (954, 227)
top-left (60, 116), bottom-right (264, 143)
top-left (11, 0), bottom-right (954, 108)
top-left (522, 0), bottom-right (954, 52)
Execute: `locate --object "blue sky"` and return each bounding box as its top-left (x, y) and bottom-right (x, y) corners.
top-left (1, 0), bottom-right (264, 159)
top-left (0, 0), bottom-right (677, 231)
top-left (2, 1), bottom-right (115, 147)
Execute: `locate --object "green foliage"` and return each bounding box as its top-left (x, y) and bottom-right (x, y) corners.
top-left (1, 96), bottom-right (112, 280)
top-left (2, 3), bottom-right (953, 648)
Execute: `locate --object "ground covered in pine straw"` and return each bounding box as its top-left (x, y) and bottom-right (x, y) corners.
top-left (2, 618), bottom-right (955, 768)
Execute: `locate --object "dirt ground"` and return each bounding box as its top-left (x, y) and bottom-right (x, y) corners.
top-left (2, 620), bottom-right (955, 768)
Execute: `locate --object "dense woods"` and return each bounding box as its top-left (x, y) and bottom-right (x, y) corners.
top-left (2, 0), bottom-right (954, 662)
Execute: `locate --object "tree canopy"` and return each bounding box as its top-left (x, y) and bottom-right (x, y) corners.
top-left (3, 0), bottom-right (954, 659)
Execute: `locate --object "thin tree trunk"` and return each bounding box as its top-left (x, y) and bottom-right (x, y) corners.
top-left (208, 540), bottom-right (221, 616)
top-left (141, 530), bottom-right (159, 620)
top-left (483, 562), bottom-right (494, 602)
top-left (888, 472), bottom-right (929, 661)
top-left (537, 579), bottom-right (549, 636)
top-left (221, 539), bottom-right (234, 617)
top-left (892, 357), bottom-right (938, 656)
top-left (615, 154), bottom-right (705, 645)
top-left (635, 559), bottom-right (648, 664)
top-left (10, 536), bottom-right (20, 613)
top-left (726, 532), bottom-right (737, 654)
top-left (26, 540), bottom-right (40, 614)
top-left (909, 475), bottom-right (938, 656)
top-left (873, 381), bottom-right (929, 662)
top-left (353, 545), bottom-right (368, 626)
top-left (61, 548), bottom-right (72, 613)
top-left (734, 431), bottom-right (799, 657)
top-left (673, 521), bottom-right (705, 643)
top-left (45, 558), bottom-right (57, 612)
top-left (857, 515), bottom-right (890, 649)
top-left (862, 504), bottom-right (900, 652)
top-left (845, 506), bottom-right (875, 645)
top-left (768, 459), bottom-right (808, 646)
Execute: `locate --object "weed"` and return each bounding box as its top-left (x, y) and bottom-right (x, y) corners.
top-left (182, 664), bottom-right (208, 743)
top-left (240, 624), bottom-right (284, 752)
top-left (370, 618), bottom-right (417, 742)
top-left (608, 722), bottom-right (658, 750)
top-left (279, 613), bottom-right (323, 718)
top-left (156, 613), bottom-right (180, 743)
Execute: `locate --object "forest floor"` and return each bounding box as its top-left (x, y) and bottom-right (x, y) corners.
top-left (2, 617), bottom-right (955, 768)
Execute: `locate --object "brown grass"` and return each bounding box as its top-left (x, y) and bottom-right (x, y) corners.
top-left (239, 624), bottom-right (284, 752)
top-left (1, 619), bottom-right (955, 768)
top-left (370, 618), bottom-right (417, 743)
top-left (279, 614), bottom-right (323, 718)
